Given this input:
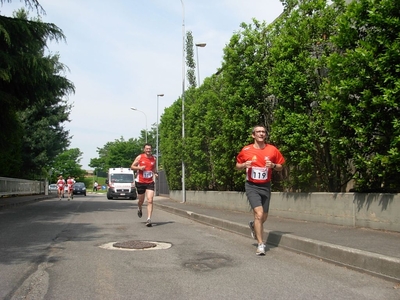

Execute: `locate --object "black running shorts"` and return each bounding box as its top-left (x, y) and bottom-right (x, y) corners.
top-left (135, 182), bottom-right (155, 194)
top-left (245, 181), bottom-right (271, 212)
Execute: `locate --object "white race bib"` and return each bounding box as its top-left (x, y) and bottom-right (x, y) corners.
top-left (251, 167), bottom-right (268, 180)
top-left (143, 171), bottom-right (153, 178)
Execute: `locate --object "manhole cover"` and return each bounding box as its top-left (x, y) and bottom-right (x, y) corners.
top-left (100, 241), bottom-right (172, 251)
top-left (113, 240), bottom-right (156, 249)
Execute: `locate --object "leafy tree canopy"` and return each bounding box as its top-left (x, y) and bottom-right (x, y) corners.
top-left (50, 148), bottom-right (86, 183)
top-left (160, 0), bottom-right (400, 193)
top-left (0, 7), bottom-right (74, 178)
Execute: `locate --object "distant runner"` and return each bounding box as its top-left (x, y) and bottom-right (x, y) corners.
top-left (57, 175), bottom-right (65, 201)
top-left (66, 176), bottom-right (74, 201)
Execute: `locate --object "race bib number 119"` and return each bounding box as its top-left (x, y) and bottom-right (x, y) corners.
top-left (251, 167), bottom-right (268, 180)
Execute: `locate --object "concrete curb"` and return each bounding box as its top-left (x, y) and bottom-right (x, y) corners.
top-left (154, 202), bottom-right (400, 283)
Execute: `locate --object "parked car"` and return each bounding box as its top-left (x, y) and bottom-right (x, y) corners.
top-left (48, 184), bottom-right (57, 192)
top-left (73, 182), bottom-right (87, 196)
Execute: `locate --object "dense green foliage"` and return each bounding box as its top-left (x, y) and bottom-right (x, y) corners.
top-left (50, 148), bottom-right (86, 183)
top-left (0, 6), bottom-right (74, 179)
top-left (159, 0), bottom-right (400, 193)
top-left (267, 0), bottom-right (347, 192)
top-left (321, 0), bottom-right (400, 192)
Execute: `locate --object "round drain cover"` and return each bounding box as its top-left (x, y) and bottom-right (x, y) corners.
top-left (100, 241), bottom-right (172, 251)
top-left (113, 240), bottom-right (156, 249)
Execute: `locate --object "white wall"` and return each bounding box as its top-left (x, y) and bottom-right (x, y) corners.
top-left (0, 177), bottom-right (45, 197)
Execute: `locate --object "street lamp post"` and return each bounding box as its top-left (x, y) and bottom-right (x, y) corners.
top-left (180, 0), bottom-right (186, 203)
top-left (130, 107), bottom-right (148, 143)
top-left (195, 43), bottom-right (206, 87)
top-left (156, 93), bottom-right (164, 196)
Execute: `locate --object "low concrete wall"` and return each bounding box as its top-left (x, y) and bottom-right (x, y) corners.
top-left (0, 177), bottom-right (46, 197)
top-left (170, 190), bottom-right (400, 232)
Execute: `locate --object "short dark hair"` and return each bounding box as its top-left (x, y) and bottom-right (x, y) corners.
top-left (251, 125), bottom-right (266, 134)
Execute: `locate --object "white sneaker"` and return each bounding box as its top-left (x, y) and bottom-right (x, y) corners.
top-left (145, 219), bottom-right (152, 227)
top-left (256, 243), bottom-right (266, 256)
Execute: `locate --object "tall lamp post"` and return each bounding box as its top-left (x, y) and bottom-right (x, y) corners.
top-left (180, 0), bottom-right (186, 203)
top-left (156, 93), bottom-right (164, 196)
top-left (195, 43), bottom-right (206, 87)
top-left (130, 107), bottom-right (148, 143)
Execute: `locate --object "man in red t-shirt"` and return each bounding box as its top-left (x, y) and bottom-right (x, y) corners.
top-left (236, 125), bottom-right (285, 256)
top-left (57, 175), bottom-right (65, 201)
top-left (130, 143), bottom-right (158, 227)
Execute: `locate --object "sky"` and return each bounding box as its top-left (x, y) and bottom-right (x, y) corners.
top-left (1, 0), bottom-right (284, 170)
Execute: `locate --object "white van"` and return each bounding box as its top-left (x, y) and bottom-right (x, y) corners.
top-left (105, 168), bottom-right (137, 200)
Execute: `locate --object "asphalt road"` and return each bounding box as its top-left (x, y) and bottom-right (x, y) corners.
top-left (1, 194), bottom-right (399, 300)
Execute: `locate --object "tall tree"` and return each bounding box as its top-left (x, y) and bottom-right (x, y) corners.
top-left (18, 96), bottom-right (72, 178)
top-left (0, 9), bottom-right (74, 178)
top-left (89, 137), bottom-right (144, 173)
top-left (0, 0), bottom-right (43, 12)
top-left (185, 30), bottom-right (196, 88)
top-left (50, 148), bottom-right (86, 182)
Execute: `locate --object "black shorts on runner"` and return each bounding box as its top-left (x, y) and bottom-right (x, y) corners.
top-left (135, 182), bottom-right (155, 195)
top-left (245, 181), bottom-right (271, 212)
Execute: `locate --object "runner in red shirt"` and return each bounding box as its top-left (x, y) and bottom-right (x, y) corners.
top-left (130, 143), bottom-right (158, 227)
top-left (66, 176), bottom-right (74, 201)
top-left (57, 175), bottom-right (65, 201)
top-left (236, 125), bottom-right (285, 255)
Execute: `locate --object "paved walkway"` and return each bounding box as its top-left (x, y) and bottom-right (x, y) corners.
top-left (1, 193), bottom-right (399, 282)
top-left (0, 194), bottom-right (56, 209)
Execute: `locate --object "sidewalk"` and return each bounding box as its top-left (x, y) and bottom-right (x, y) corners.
top-left (0, 193), bottom-right (56, 210)
top-left (153, 196), bottom-right (400, 283)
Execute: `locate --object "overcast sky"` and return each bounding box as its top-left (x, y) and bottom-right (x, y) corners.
top-left (1, 0), bottom-right (283, 169)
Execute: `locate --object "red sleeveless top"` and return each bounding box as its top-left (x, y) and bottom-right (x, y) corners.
top-left (135, 154), bottom-right (156, 184)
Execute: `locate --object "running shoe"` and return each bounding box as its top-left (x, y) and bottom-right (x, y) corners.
top-left (256, 243), bottom-right (266, 256)
top-left (249, 221), bottom-right (256, 239)
top-left (146, 218), bottom-right (152, 227)
top-left (137, 209), bottom-right (142, 218)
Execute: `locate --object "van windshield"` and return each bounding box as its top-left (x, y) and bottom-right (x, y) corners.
top-left (110, 174), bottom-right (134, 183)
